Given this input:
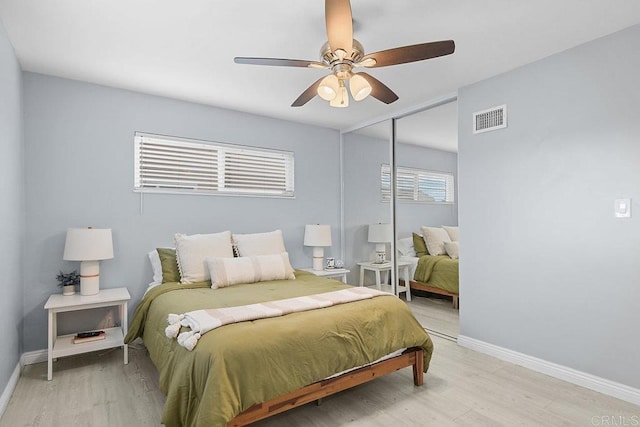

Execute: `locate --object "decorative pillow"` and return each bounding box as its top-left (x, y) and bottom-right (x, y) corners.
top-left (175, 231), bottom-right (234, 284)
top-left (148, 250), bottom-right (163, 284)
top-left (442, 226), bottom-right (459, 242)
top-left (444, 241), bottom-right (459, 259)
top-left (412, 233), bottom-right (429, 257)
top-left (157, 248), bottom-right (181, 283)
top-left (396, 237), bottom-right (416, 257)
top-left (233, 230), bottom-right (286, 257)
top-left (207, 252), bottom-right (295, 289)
top-left (420, 226), bottom-right (451, 256)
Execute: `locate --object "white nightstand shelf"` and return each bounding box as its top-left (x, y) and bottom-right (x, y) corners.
top-left (357, 261), bottom-right (411, 301)
top-left (50, 327), bottom-right (124, 359)
top-left (44, 287), bottom-right (130, 381)
top-left (298, 268), bottom-right (350, 283)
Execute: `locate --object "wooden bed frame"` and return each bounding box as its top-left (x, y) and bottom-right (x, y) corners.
top-left (409, 280), bottom-right (459, 309)
top-left (227, 347), bottom-right (424, 426)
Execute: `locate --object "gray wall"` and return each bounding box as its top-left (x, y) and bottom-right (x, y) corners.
top-left (23, 73), bottom-right (341, 351)
top-left (0, 20), bottom-right (24, 393)
top-left (458, 24), bottom-right (640, 388)
top-left (343, 130), bottom-right (458, 284)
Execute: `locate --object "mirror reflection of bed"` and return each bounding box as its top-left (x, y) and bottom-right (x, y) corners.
top-left (395, 101), bottom-right (459, 339)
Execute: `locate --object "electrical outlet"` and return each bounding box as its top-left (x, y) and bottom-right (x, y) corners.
top-left (614, 199), bottom-right (631, 218)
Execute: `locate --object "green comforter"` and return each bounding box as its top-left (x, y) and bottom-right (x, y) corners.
top-left (125, 271), bottom-right (433, 427)
top-left (413, 255), bottom-right (459, 294)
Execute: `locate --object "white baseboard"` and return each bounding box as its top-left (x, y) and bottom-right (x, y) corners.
top-left (20, 349), bottom-right (47, 366)
top-left (457, 335), bottom-right (640, 406)
top-left (0, 362), bottom-right (20, 418)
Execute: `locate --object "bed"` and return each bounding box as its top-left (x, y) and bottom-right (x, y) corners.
top-left (402, 255), bottom-right (459, 308)
top-left (125, 270), bottom-right (433, 426)
top-left (398, 229), bottom-right (459, 308)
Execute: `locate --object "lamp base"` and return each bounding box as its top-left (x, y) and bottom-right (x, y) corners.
top-left (80, 260), bottom-right (100, 296)
top-left (312, 247), bottom-right (325, 271)
top-left (373, 251), bottom-right (387, 264)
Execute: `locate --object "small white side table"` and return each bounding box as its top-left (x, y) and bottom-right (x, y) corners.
top-left (357, 261), bottom-right (412, 301)
top-left (298, 268), bottom-right (350, 283)
top-left (44, 287), bottom-right (130, 381)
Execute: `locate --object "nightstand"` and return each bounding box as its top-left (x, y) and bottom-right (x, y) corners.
top-left (44, 287), bottom-right (130, 381)
top-left (298, 268), bottom-right (350, 283)
top-left (357, 261), bottom-right (411, 301)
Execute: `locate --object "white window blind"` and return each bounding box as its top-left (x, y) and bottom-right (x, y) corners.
top-left (134, 133), bottom-right (294, 197)
top-left (381, 164), bottom-right (454, 203)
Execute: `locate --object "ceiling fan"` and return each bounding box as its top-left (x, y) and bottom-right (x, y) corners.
top-left (234, 0), bottom-right (455, 108)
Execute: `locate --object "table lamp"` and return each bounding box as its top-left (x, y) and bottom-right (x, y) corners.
top-left (63, 227), bottom-right (114, 295)
top-left (368, 223), bottom-right (392, 264)
top-left (304, 224), bottom-right (332, 271)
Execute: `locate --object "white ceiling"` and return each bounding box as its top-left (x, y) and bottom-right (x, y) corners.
top-left (1, 1), bottom-right (640, 152)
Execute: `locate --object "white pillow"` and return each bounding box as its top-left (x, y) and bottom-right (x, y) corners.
top-left (207, 252), bottom-right (295, 289)
top-left (444, 241), bottom-right (459, 259)
top-left (420, 226), bottom-right (451, 256)
top-left (233, 230), bottom-right (286, 256)
top-left (442, 226), bottom-right (459, 242)
top-left (396, 237), bottom-right (416, 257)
top-left (175, 231), bottom-right (234, 284)
top-left (147, 250), bottom-right (163, 284)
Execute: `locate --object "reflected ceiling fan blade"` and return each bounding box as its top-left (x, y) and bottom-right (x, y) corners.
top-left (357, 72), bottom-right (399, 104)
top-left (234, 57), bottom-right (328, 69)
top-left (360, 40), bottom-right (455, 68)
top-left (325, 0), bottom-right (353, 55)
top-left (291, 77), bottom-right (325, 107)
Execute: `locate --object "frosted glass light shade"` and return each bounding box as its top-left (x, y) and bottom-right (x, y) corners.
top-left (330, 86), bottom-right (349, 108)
top-left (304, 224), bottom-right (332, 247)
top-left (349, 74), bottom-right (372, 101)
top-left (317, 74), bottom-right (339, 101)
top-left (63, 228), bottom-right (114, 261)
top-left (368, 223), bottom-right (392, 243)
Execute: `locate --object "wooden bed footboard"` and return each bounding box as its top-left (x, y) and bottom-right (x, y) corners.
top-left (409, 280), bottom-right (459, 309)
top-left (228, 347), bottom-right (424, 427)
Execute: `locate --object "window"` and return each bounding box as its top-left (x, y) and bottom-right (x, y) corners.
top-left (381, 164), bottom-right (454, 203)
top-left (134, 133), bottom-right (294, 197)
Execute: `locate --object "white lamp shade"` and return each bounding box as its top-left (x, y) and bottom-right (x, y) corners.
top-left (63, 228), bottom-right (114, 261)
top-left (349, 74), bottom-right (372, 101)
top-left (368, 223), bottom-right (392, 243)
top-left (304, 224), bottom-right (332, 247)
top-left (329, 85), bottom-right (349, 108)
top-left (317, 74), bottom-right (339, 101)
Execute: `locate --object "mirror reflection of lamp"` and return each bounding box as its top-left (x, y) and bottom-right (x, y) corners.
top-left (63, 227), bottom-right (114, 295)
top-left (303, 224), bottom-right (332, 271)
top-left (368, 223), bottom-right (392, 264)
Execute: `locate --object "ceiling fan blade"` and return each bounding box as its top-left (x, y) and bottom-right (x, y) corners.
top-left (325, 0), bottom-right (353, 55)
top-left (357, 72), bottom-right (399, 104)
top-left (360, 40), bottom-right (455, 68)
top-left (234, 57), bottom-right (328, 69)
top-left (291, 77), bottom-right (325, 107)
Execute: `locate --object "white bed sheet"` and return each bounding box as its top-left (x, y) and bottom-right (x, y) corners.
top-left (399, 255), bottom-right (419, 280)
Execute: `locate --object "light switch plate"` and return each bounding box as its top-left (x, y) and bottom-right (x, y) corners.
top-left (614, 198), bottom-right (631, 218)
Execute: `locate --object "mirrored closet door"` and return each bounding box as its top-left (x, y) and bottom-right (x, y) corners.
top-left (342, 120), bottom-right (397, 294)
top-left (395, 100), bottom-right (460, 339)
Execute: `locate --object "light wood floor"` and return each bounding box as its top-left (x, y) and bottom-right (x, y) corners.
top-left (2, 336), bottom-right (638, 427)
top-left (406, 294), bottom-right (460, 339)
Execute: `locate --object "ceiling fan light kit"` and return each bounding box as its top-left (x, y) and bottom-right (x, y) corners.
top-left (349, 74), bottom-right (372, 101)
top-left (318, 74), bottom-right (339, 101)
top-left (330, 84), bottom-right (349, 108)
top-left (234, 0), bottom-right (455, 108)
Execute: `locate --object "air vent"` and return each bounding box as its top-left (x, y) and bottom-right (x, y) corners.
top-left (473, 104), bottom-right (507, 134)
